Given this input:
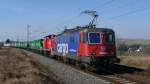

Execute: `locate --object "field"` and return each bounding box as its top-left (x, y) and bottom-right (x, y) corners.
top-left (119, 56), bottom-right (150, 70)
top-left (118, 39), bottom-right (150, 45)
top-left (0, 47), bottom-right (63, 84)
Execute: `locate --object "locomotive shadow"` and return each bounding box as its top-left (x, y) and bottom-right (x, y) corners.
top-left (94, 64), bottom-right (144, 75)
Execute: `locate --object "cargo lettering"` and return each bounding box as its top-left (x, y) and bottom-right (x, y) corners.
top-left (57, 43), bottom-right (68, 56)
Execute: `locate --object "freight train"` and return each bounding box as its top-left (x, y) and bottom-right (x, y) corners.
top-left (11, 25), bottom-right (120, 69)
top-left (11, 11), bottom-right (120, 69)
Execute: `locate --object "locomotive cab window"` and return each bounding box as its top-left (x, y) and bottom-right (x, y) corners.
top-left (89, 32), bottom-right (100, 44)
top-left (106, 33), bottom-right (114, 43)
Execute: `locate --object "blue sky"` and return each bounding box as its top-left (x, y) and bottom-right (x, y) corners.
top-left (0, 0), bottom-right (150, 41)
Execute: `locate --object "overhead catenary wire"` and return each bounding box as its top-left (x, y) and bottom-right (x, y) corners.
top-left (112, 0), bottom-right (139, 10)
top-left (96, 6), bottom-right (150, 25)
top-left (109, 5), bottom-right (150, 20)
top-left (67, 0), bottom-right (116, 27)
top-left (89, 0), bottom-right (143, 24)
top-left (56, 0), bottom-right (148, 29)
top-left (75, 0), bottom-right (116, 27)
top-left (56, 0), bottom-right (116, 29)
top-left (91, 0), bottom-right (116, 10)
top-left (100, 0), bottom-right (139, 14)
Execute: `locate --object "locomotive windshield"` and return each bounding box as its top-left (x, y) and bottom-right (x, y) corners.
top-left (89, 32), bottom-right (100, 43)
top-left (106, 33), bottom-right (114, 43)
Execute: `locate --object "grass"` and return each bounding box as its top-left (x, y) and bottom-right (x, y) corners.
top-left (119, 39), bottom-right (150, 45)
top-left (119, 56), bottom-right (150, 70)
top-left (0, 48), bottom-right (63, 84)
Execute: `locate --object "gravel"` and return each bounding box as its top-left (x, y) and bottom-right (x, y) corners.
top-left (23, 49), bottom-right (111, 84)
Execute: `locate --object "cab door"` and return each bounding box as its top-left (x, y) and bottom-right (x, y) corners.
top-left (78, 32), bottom-right (83, 56)
top-left (78, 32), bottom-right (88, 56)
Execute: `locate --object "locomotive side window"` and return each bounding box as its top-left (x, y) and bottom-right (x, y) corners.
top-left (83, 32), bottom-right (88, 43)
top-left (89, 32), bottom-right (100, 43)
top-left (106, 33), bottom-right (114, 43)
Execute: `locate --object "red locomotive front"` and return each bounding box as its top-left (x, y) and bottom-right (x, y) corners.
top-left (88, 31), bottom-right (116, 57)
top-left (78, 28), bottom-right (119, 65)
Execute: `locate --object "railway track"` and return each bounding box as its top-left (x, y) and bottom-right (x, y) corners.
top-left (24, 49), bottom-right (150, 84)
top-left (92, 64), bottom-right (150, 84)
top-left (85, 69), bottom-right (136, 84)
top-left (59, 58), bottom-right (150, 84)
top-left (53, 56), bottom-right (150, 84)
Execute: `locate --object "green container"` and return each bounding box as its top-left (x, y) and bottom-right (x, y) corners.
top-left (30, 39), bottom-right (42, 50)
top-left (15, 42), bottom-right (19, 47)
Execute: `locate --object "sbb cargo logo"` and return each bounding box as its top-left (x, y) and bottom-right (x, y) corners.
top-left (57, 43), bottom-right (68, 56)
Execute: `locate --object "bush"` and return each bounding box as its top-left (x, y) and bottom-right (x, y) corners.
top-left (118, 42), bottom-right (128, 51)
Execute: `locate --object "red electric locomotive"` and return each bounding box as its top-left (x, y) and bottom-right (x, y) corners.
top-left (54, 11), bottom-right (120, 68)
top-left (77, 26), bottom-right (119, 67)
